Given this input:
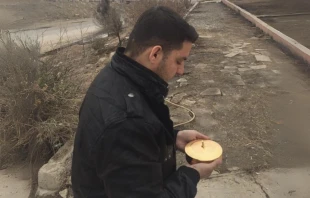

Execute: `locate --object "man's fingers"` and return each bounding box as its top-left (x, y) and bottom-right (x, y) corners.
top-left (211, 156), bottom-right (223, 167)
top-left (195, 132), bottom-right (210, 140)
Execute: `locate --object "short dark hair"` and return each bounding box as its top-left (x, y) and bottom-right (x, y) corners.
top-left (125, 6), bottom-right (199, 58)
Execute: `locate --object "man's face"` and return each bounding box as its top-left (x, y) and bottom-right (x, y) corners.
top-left (155, 41), bottom-right (193, 82)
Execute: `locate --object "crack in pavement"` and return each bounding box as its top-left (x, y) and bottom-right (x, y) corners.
top-left (252, 174), bottom-right (270, 198)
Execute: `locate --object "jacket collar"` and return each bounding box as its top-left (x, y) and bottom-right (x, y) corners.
top-left (110, 47), bottom-right (169, 103)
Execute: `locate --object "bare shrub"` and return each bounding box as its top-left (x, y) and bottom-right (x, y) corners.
top-left (183, 0), bottom-right (192, 9)
top-left (0, 31), bottom-right (81, 166)
top-left (95, 0), bottom-right (123, 46)
top-left (125, 0), bottom-right (189, 26)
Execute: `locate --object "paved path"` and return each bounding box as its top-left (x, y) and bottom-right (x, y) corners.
top-left (171, 1), bottom-right (310, 197)
top-left (197, 168), bottom-right (310, 198)
top-left (8, 18), bottom-right (102, 53)
top-left (2, 1), bottom-right (310, 198)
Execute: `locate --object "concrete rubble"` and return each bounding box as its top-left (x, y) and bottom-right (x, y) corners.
top-left (36, 140), bottom-right (74, 198)
top-left (250, 65), bottom-right (267, 70)
top-left (255, 54), bottom-right (272, 62)
top-left (171, 93), bottom-right (187, 104)
top-left (200, 88), bottom-right (222, 96)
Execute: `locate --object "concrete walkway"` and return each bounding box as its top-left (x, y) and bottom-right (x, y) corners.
top-left (2, 1), bottom-right (310, 198)
top-left (8, 18), bottom-right (102, 53)
top-left (197, 168), bottom-right (310, 198)
top-left (172, 1), bottom-right (310, 197)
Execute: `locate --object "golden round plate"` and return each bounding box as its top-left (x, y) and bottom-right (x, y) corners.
top-left (185, 140), bottom-right (223, 162)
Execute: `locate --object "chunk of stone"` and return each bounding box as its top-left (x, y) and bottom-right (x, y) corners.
top-left (200, 88), bottom-right (222, 96)
top-left (180, 82), bottom-right (189, 87)
top-left (224, 66), bottom-right (238, 69)
top-left (255, 54), bottom-right (271, 62)
top-left (250, 65), bottom-right (267, 70)
top-left (272, 70), bottom-right (281, 74)
top-left (177, 78), bottom-right (188, 83)
top-left (180, 99), bottom-right (196, 106)
top-left (238, 68), bottom-right (252, 72)
top-left (225, 51), bottom-right (242, 58)
top-left (237, 61), bottom-right (247, 64)
top-left (171, 93), bottom-right (187, 103)
top-left (59, 189), bottom-right (68, 198)
top-left (221, 69), bottom-right (236, 73)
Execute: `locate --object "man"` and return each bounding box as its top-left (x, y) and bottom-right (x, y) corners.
top-left (72, 6), bottom-right (222, 198)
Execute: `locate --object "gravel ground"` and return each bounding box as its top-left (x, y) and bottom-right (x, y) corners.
top-left (170, 1), bottom-right (310, 172)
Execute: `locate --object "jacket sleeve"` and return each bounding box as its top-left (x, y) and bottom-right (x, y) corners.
top-left (95, 118), bottom-right (200, 198)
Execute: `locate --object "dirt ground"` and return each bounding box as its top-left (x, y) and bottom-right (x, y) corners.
top-left (0, 0), bottom-right (97, 30)
top-left (2, 1), bottom-right (310, 197)
top-left (0, 164), bottom-right (31, 198)
top-left (169, 2), bottom-right (310, 172)
top-left (231, 0), bottom-right (310, 49)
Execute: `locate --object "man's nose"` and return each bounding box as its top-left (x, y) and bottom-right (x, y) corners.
top-left (176, 65), bottom-right (184, 75)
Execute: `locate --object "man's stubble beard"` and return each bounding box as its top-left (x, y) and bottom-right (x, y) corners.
top-left (155, 57), bottom-right (169, 82)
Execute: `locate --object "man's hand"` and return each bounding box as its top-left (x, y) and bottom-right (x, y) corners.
top-left (176, 130), bottom-right (210, 152)
top-left (187, 156), bottom-right (223, 179)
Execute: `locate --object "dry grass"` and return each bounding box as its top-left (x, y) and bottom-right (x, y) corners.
top-left (0, 31), bottom-right (82, 166)
top-left (95, 0), bottom-right (123, 45)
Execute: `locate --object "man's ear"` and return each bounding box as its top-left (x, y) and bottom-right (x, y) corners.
top-left (149, 45), bottom-right (163, 64)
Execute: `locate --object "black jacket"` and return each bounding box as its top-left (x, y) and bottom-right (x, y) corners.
top-left (71, 48), bottom-right (200, 198)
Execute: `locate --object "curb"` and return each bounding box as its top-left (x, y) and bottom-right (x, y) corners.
top-left (222, 0), bottom-right (310, 66)
top-left (184, 1), bottom-right (200, 19)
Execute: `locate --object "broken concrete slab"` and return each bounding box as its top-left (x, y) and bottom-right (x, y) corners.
top-left (220, 69), bottom-right (236, 73)
top-left (235, 80), bottom-right (246, 86)
top-left (238, 68), bottom-right (252, 72)
top-left (236, 42), bottom-right (251, 49)
top-left (225, 50), bottom-right (242, 58)
top-left (255, 54), bottom-right (272, 62)
top-left (180, 99), bottom-right (196, 106)
top-left (272, 70), bottom-right (281, 74)
top-left (232, 75), bottom-right (242, 80)
top-left (195, 114), bottom-right (219, 131)
top-left (250, 65), bottom-right (267, 70)
top-left (170, 107), bottom-right (192, 125)
top-left (232, 43), bottom-right (243, 47)
top-left (224, 66), bottom-right (238, 69)
top-left (177, 78), bottom-right (188, 83)
top-left (200, 88), bottom-right (222, 96)
top-left (196, 172), bottom-right (266, 198)
top-left (196, 63), bottom-right (208, 70)
top-left (171, 93), bottom-right (187, 103)
top-left (180, 82), bottom-right (189, 87)
top-left (231, 75), bottom-right (246, 86)
top-left (237, 61), bottom-right (247, 64)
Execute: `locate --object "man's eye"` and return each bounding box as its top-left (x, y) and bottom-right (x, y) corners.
top-left (177, 61), bottom-right (181, 65)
